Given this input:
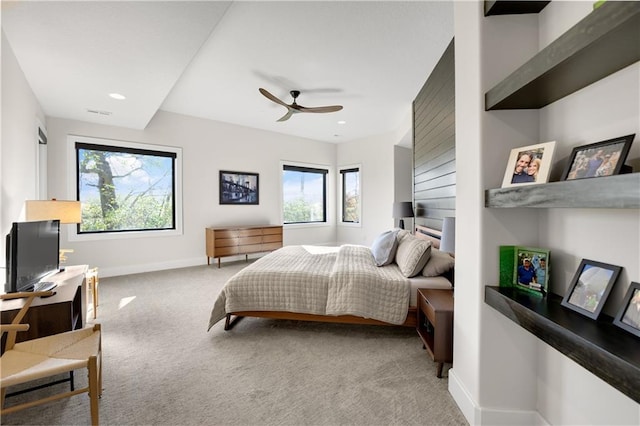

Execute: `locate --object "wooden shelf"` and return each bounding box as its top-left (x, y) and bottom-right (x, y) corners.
top-left (484, 1), bottom-right (549, 16)
top-left (485, 173), bottom-right (640, 208)
top-left (485, 1), bottom-right (640, 110)
top-left (485, 286), bottom-right (640, 403)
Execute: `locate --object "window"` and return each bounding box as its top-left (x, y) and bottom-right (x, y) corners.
top-left (340, 167), bottom-right (360, 223)
top-left (74, 137), bottom-right (181, 235)
top-left (282, 164), bottom-right (328, 224)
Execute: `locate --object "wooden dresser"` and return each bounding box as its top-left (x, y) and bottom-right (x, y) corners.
top-left (205, 225), bottom-right (283, 267)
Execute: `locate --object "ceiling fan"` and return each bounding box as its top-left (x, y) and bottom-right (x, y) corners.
top-left (259, 88), bottom-right (343, 122)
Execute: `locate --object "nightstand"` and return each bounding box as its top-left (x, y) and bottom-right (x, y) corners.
top-left (416, 288), bottom-right (454, 377)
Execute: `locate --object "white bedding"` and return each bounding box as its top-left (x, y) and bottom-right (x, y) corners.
top-left (208, 244), bottom-right (453, 330)
top-left (208, 245), bottom-right (414, 329)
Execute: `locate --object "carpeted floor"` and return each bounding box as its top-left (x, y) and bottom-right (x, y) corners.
top-left (2, 261), bottom-right (467, 425)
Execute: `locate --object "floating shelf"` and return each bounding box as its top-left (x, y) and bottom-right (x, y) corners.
top-left (484, 1), bottom-right (550, 16)
top-left (485, 173), bottom-right (640, 208)
top-left (485, 286), bottom-right (640, 403)
top-left (485, 1), bottom-right (640, 110)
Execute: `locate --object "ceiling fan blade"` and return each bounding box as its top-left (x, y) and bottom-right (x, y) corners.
top-left (276, 109), bottom-right (295, 122)
top-left (259, 88), bottom-right (290, 108)
top-left (298, 105), bottom-right (343, 113)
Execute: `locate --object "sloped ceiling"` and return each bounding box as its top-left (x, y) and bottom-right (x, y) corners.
top-left (2, 1), bottom-right (453, 143)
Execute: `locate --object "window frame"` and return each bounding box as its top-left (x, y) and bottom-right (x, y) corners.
top-left (281, 162), bottom-right (331, 227)
top-left (67, 135), bottom-right (183, 241)
top-left (339, 165), bottom-right (361, 226)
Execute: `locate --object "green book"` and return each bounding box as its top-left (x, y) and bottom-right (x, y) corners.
top-left (499, 246), bottom-right (516, 288)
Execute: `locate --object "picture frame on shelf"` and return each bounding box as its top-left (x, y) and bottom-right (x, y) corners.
top-left (613, 282), bottom-right (640, 338)
top-left (561, 259), bottom-right (622, 320)
top-left (501, 141), bottom-right (556, 188)
top-left (219, 170), bottom-right (259, 205)
top-left (513, 246), bottom-right (550, 296)
top-left (560, 134), bottom-right (635, 181)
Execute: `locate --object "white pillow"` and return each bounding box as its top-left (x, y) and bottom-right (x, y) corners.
top-left (395, 235), bottom-right (432, 277)
top-left (371, 230), bottom-right (400, 266)
top-left (422, 248), bottom-right (455, 277)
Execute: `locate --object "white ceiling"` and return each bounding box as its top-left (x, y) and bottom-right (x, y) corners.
top-left (2, 1), bottom-right (453, 144)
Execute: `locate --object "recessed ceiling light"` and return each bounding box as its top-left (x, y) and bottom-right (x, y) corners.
top-left (109, 93), bottom-right (126, 100)
top-left (337, 120), bottom-right (346, 125)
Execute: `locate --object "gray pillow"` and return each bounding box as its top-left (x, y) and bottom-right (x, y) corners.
top-left (422, 248), bottom-right (455, 277)
top-left (395, 235), bottom-right (432, 277)
top-left (371, 230), bottom-right (400, 266)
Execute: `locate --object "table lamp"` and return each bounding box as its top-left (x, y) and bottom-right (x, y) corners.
top-left (25, 199), bottom-right (81, 265)
top-left (393, 202), bottom-right (414, 230)
top-left (440, 216), bottom-right (456, 257)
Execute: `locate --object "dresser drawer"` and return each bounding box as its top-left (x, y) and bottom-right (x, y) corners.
top-left (419, 292), bottom-right (436, 323)
top-left (215, 237), bottom-right (238, 248)
top-left (238, 236), bottom-right (262, 245)
top-left (215, 246), bottom-right (239, 256)
top-left (215, 229), bottom-right (239, 239)
top-left (262, 242), bottom-right (283, 251)
top-left (238, 229), bottom-right (263, 237)
top-left (263, 234), bottom-right (282, 243)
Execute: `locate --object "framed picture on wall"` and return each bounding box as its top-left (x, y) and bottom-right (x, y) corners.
top-left (561, 259), bottom-right (622, 320)
top-left (501, 141), bottom-right (556, 188)
top-left (613, 282), bottom-right (640, 338)
top-left (219, 170), bottom-right (259, 205)
top-left (560, 134), bottom-right (634, 181)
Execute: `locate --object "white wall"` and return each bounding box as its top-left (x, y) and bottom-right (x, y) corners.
top-left (336, 127), bottom-right (408, 246)
top-left (1, 31), bottom-right (47, 249)
top-left (394, 144), bottom-right (413, 230)
top-left (451, 1), bottom-right (640, 424)
top-left (3, 26), bottom-right (411, 277)
top-left (44, 111), bottom-right (340, 277)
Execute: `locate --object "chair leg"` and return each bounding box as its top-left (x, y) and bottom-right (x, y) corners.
top-left (88, 356), bottom-right (99, 426)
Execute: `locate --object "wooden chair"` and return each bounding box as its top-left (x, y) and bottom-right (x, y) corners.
top-left (86, 267), bottom-right (100, 320)
top-left (0, 291), bottom-right (102, 425)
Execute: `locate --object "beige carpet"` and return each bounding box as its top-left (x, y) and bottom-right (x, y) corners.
top-left (2, 261), bottom-right (467, 425)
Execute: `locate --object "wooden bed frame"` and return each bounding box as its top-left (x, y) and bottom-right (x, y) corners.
top-left (224, 225), bottom-right (443, 330)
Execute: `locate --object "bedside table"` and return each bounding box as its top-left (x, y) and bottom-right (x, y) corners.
top-left (416, 288), bottom-right (454, 378)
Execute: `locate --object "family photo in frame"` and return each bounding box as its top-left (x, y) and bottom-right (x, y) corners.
top-left (501, 141), bottom-right (556, 188)
top-left (219, 170), bottom-right (259, 205)
top-left (513, 246), bottom-right (550, 296)
top-left (561, 259), bottom-right (622, 320)
top-left (561, 134), bottom-right (634, 180)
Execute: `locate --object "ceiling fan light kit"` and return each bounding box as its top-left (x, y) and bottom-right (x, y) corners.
top-left (259, 88), bottom-right (343, 122)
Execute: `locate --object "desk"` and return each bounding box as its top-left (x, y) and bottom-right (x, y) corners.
top-left (1, 265), bottom-right (88, 353)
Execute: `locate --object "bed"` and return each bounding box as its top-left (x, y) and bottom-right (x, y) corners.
top-left (207, 225), bottom-right (454, 331)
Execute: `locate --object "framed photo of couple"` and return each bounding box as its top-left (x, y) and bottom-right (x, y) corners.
top-left (501, 141), bottom-right (556, 188)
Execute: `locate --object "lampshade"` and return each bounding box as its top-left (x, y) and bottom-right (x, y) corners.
top-left (440, 217), bottom-right (456, 254)
top-left (25, 199), bottom-right (81, 224)
top-left (392, 202), bottom-right (414, 219)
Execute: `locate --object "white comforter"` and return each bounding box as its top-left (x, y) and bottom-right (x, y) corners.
top-left (208, 245), bottom-right (410, 329)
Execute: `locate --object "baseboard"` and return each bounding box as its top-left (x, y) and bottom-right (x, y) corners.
top-left (98, 257), bottom-right (205, 278)
top-left (448, 368), bottom-right (477, 424)
top-left (448, 368), bottom-right (549, 426)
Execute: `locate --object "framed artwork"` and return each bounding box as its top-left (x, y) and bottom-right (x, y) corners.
top-left (613, 282), bottom-right (640, 338)
top-left (560, 134), bottom-right (634, 181)
top-left (501, 141), bottom-right (556, 188)
top-left (513, 246), bottom-right (550, 296)
top-left (219, 170), bottom-right (259, 205)
top-left (561, 259), bottom-right (622, 320)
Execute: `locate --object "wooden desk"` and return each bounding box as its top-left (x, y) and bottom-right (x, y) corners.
top-left (1, 265), bottom-right (88, 353)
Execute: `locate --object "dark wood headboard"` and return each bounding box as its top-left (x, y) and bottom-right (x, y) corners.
top-left (414, 225), bottom-right (442, 250)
